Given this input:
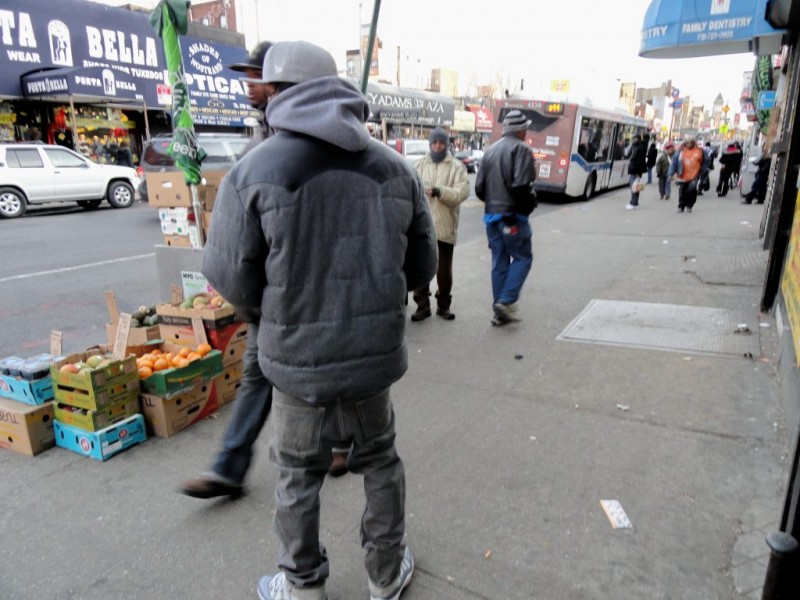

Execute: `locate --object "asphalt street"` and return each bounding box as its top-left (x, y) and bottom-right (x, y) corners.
top-left (0, 178), bottom-right (786, 600)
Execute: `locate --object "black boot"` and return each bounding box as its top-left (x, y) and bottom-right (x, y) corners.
top-left (411, 289), bottom-right (432, 321)
top-left (436, 294), bottom-right (455, 320)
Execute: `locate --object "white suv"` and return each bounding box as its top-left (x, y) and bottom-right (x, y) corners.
top-left (0, 144), bottom-right (139, 218)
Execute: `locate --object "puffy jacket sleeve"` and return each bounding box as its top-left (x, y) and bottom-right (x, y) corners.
top-left (438, 160), bottom-right (470, 208)
top-left (403, 174), bottom-right (438, 291)
top-left (201, 176), bottom-right (268, 309)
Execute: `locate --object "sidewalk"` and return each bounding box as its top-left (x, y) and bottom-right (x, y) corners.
top-left (1, 182), bottom-right (788, 600)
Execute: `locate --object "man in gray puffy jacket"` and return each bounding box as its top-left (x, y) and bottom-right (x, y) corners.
top-left (201, 41), bottom-right (437, 600)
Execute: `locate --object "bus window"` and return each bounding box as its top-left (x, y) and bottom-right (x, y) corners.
top-left (579, 118), bottom-right (613, 162)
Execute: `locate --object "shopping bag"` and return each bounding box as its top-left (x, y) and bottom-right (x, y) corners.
top-left (631, 176), bottom-right (644, 193)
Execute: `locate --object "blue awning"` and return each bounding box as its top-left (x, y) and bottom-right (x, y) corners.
top-left (21, 66), bottom-right (145, 103)
top-left (640, 0), bottom-right (785, 59)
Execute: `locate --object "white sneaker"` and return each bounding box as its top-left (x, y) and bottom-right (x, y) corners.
top-left (625, 204), bottom-right (637, 210)
top-left (493, 302), bottom-right (521, 322)
top-left (257, 572), bottom-right (327, 600)
top-left (369, 546), bottom-right (414, 600)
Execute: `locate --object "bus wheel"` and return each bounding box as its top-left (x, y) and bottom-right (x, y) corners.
top-left (582, 174), bottom-right (596, 201)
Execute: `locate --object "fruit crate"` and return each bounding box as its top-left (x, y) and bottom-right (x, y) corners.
top-left (155, 301), bottom-right (236, 330)
top-left (138, 342), bottom-right (224, 397)
top-left (50, 353), bottom-right (139, 411)
top-left (53, 394), bottom-right (140, 432)
top-left (54, 413), bottom-right (147, 461)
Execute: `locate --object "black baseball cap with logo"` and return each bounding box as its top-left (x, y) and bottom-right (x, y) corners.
top-left (227, 41), bottom-right (273, 73)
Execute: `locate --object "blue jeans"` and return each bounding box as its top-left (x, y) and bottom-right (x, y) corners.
top-left (657, 176), bottom-right (672, 199)
top-left (210, 323), bottom-right (273, 485)
top-left (486, 218), bottom-right (533, 306)
top-left (270, 387), bottom-right (406, 589)
top-left (628, 174), bottom-right (641, 206)
top-left (647, 167), bottom-right (653, 183)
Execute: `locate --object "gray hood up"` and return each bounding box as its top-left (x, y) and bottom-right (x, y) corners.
top-left (266, 76), bottom-right (372, 152)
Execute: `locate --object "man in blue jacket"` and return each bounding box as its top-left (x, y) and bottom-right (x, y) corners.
top-left (202, 41), bottom-right (437, 600)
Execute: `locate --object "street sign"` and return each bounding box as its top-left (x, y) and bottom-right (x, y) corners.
top-left (757, 90), bottom-right (777, 110)
top-left (671, 98), bottom-right (683, 110)
top-left (671, 88), bottom-right (680, 98)
top-left (722, 105), bottom-right (730, 113)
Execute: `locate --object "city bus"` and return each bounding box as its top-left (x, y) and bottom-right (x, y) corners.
top-left (491, 100), bottom-right (650, 200)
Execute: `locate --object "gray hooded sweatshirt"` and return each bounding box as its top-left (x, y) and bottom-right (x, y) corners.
top-left (202, 76), bottom-right (437, 402)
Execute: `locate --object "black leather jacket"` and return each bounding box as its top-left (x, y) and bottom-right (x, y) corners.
top-left (475, 134), bottom-right (537, 215)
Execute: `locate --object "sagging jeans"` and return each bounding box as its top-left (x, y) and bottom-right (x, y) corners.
top-left (486, 216), bottom-right (533, 306)
top-left (210, 323), bottom-right (273, 485)
top-left (628, 174), bottom-right (641, 206)
top-left (270, 387), bottom-right (406, 589)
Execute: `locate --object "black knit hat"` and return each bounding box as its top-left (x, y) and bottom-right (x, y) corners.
top-left (428, 127), bottom-right (448, 145)
top-left (228, 41), bottom-right (273, 73)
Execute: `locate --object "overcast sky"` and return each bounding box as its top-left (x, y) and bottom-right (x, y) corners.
top-left (105, 0), bottom-right (757, 112)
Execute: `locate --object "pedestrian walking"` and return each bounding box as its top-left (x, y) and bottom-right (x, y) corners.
top-left (626, 134), bottom-right (647, 209)
top-left (115, 139), bottom-right (134, 168)
top-left (741, 154), bottom-right (772, 205)
top-left (410, 126), bottom-right (470, 322)
top-left (656, 142), bottom-right (675, 200)
top-left (475, 109), bottom-right (537, 326)
top-left (201, 40), bottom-right (437, 600)
top-left (646, 140), bottom-right (657, 184)
top-left (698, 141), bottom-right (714, 195)
top-left (671, 136), bottom-right (704, 213)
top-left (179, 41), bottom-right (278, 501)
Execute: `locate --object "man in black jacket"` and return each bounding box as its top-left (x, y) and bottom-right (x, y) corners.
top-left (626, 134), bottom-right (647, 209)
top-left (475, 109), bottom-right (537, 326)
top-left (179, 41), bottom-right (276, 502)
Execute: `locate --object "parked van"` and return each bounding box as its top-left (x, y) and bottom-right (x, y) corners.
top-left (386, 139), bottom-right (429, 162)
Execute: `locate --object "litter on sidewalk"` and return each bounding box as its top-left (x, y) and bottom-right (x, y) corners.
top-left (600, 499), bottom-right (633, 529)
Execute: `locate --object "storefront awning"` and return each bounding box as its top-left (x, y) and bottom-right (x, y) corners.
top-left (640, 0), bottom-right (785, 59)
top-left (452, 110), bottom-right (475, 133)
top-left (467, 105), bottom-right (493, 133)
top-left (21, 66), bottom-right (147, 106)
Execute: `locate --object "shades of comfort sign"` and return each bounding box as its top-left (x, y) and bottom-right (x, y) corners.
top-left (640, 0), bottom-right (785, 59)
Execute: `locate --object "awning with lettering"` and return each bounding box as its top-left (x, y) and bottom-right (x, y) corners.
top-left (452, 110), bottom-right (475, 132)
top-left (467, 105), bottom-right (494, 133)
top-left (362, 81), bottom-right (455, 127)
top-left (640, 0), bottom-right (785, 59)
top-left (21, 66), bottom-right (146, 104)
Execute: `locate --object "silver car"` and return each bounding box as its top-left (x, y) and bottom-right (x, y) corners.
top-left (0, 143), bottom-right (139, 218)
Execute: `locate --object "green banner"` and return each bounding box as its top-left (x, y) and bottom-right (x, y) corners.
top-left (150, 0), bottom-right (206, 185)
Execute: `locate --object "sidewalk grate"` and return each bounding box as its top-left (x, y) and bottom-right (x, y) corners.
top-left (558, 299), bottom-right (761, 358)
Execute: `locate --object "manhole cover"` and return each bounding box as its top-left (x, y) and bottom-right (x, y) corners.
top-left (558, 299), bottom-right (760, 358)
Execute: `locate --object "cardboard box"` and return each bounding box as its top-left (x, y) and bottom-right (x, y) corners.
top-left (51, 353), bottom-right (139, 411)
top-left (156, 301), bottom-right (236, 347)
top-left (146, 170), bottom-right (226, 209)
top-left (53, 394), bottom-right (140, 432)
top-left (0, 373), bottom-right (54, 405)
top-left (196, 171), bottom-right (226, 211)
top-left (202, 211), bottom-right (213, 236)
top-left (158, 207), bottom-right (195, 235)
top-left (162, 234), bottom-right (193, 248)
top-left (146, 172), bottom-right (192, 207)
top-left (138, 341), bottom-right (223, 397)
top-left (140, 379), bottom-right (220, 437)
top-left (104, 292), bottom-right (160, 347)
top-left (0, 397), bottom-right (55, 456)
top-left (209, 322), bottom-right (248, 366)
top-left (54, 377), bottom-right (139, 412)
top-left (216, 361), bottom-right (242, 406)
top-left (54, 413), bottom-right (146, 461)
